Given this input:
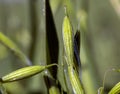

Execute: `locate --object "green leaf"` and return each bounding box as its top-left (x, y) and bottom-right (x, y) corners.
top-left (1, 64), bottom-right (57, 83)
top-left (0, 32), bottom-right (31, 66)
top-left (108, 82), bottom-right (120, 94)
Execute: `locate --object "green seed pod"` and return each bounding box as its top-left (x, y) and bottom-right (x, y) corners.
top-left (62, 15), bottom-right (74, 65)
top-left (108, 82), bottom-right (120, 94)
top-left (62, 8), bottom-right (84, 94)
top-left (68, 66), bottom-right (84, 94)
top-left (2, 64), bottom-right (57, 83)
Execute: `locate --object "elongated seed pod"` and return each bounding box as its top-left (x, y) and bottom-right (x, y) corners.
top-left (108, 82), bottom-right (120, 94)
top-left (2, 64), bottom-right (57, 83)
top-left (62, 10), bottom-right (84, 94)
top-left (68, 66), bottom-right (84, 94)
top-left (62, 15), bottom-right (74, 66)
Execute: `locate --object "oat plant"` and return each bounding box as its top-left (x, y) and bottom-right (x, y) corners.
top-left (0, 0), bottom-right (120, 94)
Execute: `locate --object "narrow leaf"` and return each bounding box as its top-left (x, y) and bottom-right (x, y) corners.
top-left (46, 0), bottom-right (59, 79)
top-left (2, 64), bottom-right (57, 83)
top-left (0, 32), bottom-right (31, 66)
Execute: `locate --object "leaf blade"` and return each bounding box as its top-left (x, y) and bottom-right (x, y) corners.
top-left (0, 32), bottom-right (31, 66)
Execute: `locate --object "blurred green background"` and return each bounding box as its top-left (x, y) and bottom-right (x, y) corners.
top-left (0, 0), bottom-right (120, 94)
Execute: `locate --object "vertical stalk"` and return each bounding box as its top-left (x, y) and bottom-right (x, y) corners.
top-left (29, 0), bottom-right (38, 62)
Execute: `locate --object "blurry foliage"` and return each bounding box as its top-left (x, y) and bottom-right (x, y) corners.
top-left (0, 0), bottom-right (120, 94)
